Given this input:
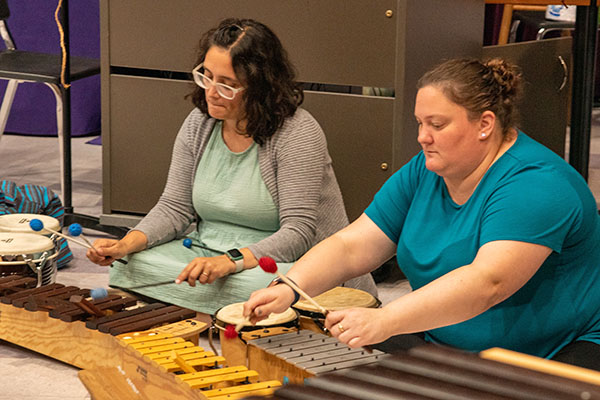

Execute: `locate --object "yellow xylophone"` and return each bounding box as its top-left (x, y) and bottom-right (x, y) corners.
top-left (79, 330), bottom-right (282, 400)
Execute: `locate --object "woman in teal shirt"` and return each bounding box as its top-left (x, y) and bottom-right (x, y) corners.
top-left (245, 58), bottom-right (600, 370)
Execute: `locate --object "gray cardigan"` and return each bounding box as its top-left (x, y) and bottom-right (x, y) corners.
top-left (135, 107), bottom-right (349, 262)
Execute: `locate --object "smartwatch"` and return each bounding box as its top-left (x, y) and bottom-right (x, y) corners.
top-left (226, 248), bottom-right (244, 273)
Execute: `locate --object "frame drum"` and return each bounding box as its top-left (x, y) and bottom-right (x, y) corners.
top-left (213, 302), bottom-right (299, 367)
top-left (0, 232), bottom-right (58, 287)
top-left (293, 287), bottom-right (381, 333)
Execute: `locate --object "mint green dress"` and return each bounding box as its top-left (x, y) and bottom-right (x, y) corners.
top-left (109, 122), bottom-right (293, 314)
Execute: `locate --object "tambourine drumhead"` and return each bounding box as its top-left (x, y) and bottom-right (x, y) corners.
top-left (0, 213), bottom-right (61, 233)
top-left (0, 232), bottom-right (55, 256)
top-left (215, 302), bottom-right (297, 329)
top-left (293, 286), bottom-right (380, 314)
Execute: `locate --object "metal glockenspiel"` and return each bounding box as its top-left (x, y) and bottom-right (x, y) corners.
top-left (247, 329), bottom-right (384, 385)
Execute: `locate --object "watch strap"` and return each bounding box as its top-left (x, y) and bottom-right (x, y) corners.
top-left (232, 258), bottom-right (244, 273)
top-left (270, 276), bottom-right (301, 305)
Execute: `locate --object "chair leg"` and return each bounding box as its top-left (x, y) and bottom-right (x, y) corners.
top-left (45, 83), bottom-right (66, 204)
top-left (0, 79), bottom-right (19, 141)
top-left (508, 20), bottom-right (521, 44)
top-left (498, 5), bottom-right (514, 45)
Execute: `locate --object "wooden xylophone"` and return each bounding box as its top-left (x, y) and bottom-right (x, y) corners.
top-left (0, 276), bottom-right (282, 399)
top-left (0, 275), bottom-right (201, 369)
top-left (250, 343), bottom-right (600, 400)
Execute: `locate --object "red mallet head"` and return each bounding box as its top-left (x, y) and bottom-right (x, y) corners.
top-left (258, 257), bottom-right (277, 274)
top-left (224, 324), bottom-right (238, 339)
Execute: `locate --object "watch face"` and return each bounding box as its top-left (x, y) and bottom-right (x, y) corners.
top-left (227, 249), bottom-right (243, 259)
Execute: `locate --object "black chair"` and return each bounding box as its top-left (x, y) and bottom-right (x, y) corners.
top-left (510, 10), bottom-right (576, 43)
top-left (0, 0), bottom-right (126, 237)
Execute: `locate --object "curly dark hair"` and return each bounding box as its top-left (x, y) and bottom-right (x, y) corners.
top-left (417, 58), bottom-right (523, 136)
top-left (189, 18), bottom-right (304, 145)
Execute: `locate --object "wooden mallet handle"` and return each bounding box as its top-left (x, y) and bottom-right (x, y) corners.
top-left (69, 294), bottom-right (106, 317)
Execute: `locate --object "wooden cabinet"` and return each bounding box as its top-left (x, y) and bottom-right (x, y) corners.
top-left (100, 1), bottom-right (569, 226)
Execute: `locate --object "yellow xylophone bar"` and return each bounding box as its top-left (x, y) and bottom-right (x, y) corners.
top-left (182, 370), bottom-right (260, 389)
top-left (119, 332), bottom-right (173, 343)
top-left (146, 346), bottom-right (212, 360)
top-left (154, 351), bottom-right (220, 364)
top-left (178, 365), bottom-right (250, 382)
top-left (134, 340), bottom-right (196, 354)
top-left (203, 380), bottom-right (282, 399)
top-left (128, 336), bottom-right (186, 349)
top-left (158, 355), bottom-right (227, 372)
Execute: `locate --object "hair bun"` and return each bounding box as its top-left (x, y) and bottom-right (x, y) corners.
top-left (484, 58), bottom-right (522, 99)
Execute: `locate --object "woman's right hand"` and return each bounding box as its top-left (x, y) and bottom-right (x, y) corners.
top-left (86, 238), bottom-right (128, 266)
top-left (243, 283), bottom-right (296, 324)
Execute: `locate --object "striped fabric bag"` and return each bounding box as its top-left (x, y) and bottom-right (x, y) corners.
top-left (0, 180), bottom-right (73, 268)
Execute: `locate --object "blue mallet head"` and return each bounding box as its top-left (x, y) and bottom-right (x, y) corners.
top-left (68, 223), bottom-right (83, 237)
top-left (29, 218), bottom-right (44, 232)
top-left (90, 287), bottom-right (108, 300)
top-left (183, 238), bottom-right (192, 249)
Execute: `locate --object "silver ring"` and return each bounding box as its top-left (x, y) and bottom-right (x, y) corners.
top-left (338, 323), bottom-right (345, 333)
top-left (201, 272), bottom-right (209, 277)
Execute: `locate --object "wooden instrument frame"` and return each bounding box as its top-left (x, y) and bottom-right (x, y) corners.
top-left (0, 301), bottom-right (123, 369)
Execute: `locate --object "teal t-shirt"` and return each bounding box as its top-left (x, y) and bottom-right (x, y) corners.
top-left (365, 132), bottom-right (600, 358)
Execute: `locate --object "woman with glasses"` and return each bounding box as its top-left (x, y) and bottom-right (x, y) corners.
top-left (244, 58), bottom-right (600, 371)
top-left (86, 18), bottom-right (377, 316)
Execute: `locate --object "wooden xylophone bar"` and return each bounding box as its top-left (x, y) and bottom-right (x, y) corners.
top-left (256, 344), bottom-right (600, 400)
top-left (94, 304), bottom-right (196, 335)
top-left (1, 282), bottom-right (89, 307)
top-left (0, 275), bottom-right (196, 333)
top-left (0, 274), bottom-right (37, 290)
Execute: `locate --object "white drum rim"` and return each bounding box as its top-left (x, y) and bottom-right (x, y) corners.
top-left (0, 251), bottom-right (59, 265)
top-left (0, 213), bottom-right (61, 233)
top-left (0, 232), bottom-right (57, 264)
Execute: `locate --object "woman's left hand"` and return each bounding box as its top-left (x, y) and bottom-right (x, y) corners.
top-left (176, 255), bottom-right (235, 286)
top-left (325, 307), bottom-right (392, 348)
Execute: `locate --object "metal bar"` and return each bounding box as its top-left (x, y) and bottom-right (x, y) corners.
top-left (569, 2), bottom-right (598, 180)
top-left (61, 0), bottom-right (73, 211)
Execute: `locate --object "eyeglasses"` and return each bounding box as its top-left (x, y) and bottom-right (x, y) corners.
top-left (192, 63), bottom-right (244, 100)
